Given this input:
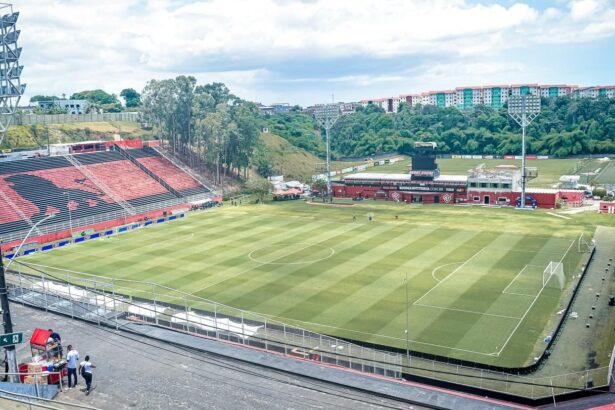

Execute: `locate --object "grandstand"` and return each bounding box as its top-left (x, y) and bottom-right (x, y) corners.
top-left (0, 145), bottom-right (217, 248)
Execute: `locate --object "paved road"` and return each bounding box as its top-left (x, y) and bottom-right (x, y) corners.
top-left (6, 304), bottom-right (423, 410)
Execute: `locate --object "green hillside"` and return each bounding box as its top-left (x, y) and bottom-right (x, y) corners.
top-left (258, 132), bottom-right (323, 181)
top-left (2, 121), bottom-right (154, 150)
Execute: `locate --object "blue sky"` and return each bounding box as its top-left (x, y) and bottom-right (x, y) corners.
top-left (16, 0), bottom-right (615, 106)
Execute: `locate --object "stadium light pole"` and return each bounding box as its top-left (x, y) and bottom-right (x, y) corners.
top-left (508, 95), bottom-right (540, 209)
top-left (0, 3), bottom-right (25, 148)
top-left (314, 103), bottom-right (341, 201)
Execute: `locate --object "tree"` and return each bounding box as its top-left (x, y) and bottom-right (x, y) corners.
top-left (120, 88), bottom-right (141, 107)
top-left (246, 178), bottom-right (272, 204)
top-left (71, 89), bottom-right (119, 105)
top-left (311, 178), bottom-right (327, 195)
top-left (30, 95), bottom-right (61, 103)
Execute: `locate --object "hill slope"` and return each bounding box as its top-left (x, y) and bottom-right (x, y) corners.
top-left (3, 121), bottom-right (154, 150)
top-left (259, 132), bottom-right (323, 181)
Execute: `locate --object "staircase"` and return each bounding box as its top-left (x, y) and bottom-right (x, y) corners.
top-left (0, 189), bottom-right (42, 234)
top-left (152, 146), bottom-right (217, 194)
top-left (63, 154), bottom-right (137, 216)
top-left (111, 144), bottom-right (183, 198)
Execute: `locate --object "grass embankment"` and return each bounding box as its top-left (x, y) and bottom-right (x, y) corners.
top-left (258, 132), bottom-right (358, 181)
top-left (3, 122), bottom-right (155, 150)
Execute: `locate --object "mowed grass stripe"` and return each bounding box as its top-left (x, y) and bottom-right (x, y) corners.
top-left (23, 214), bottom-right (270, 276)
top-left (133, 218), bottom-right (302, 283)
top-left (207, 224), bottom-right (402, 306)
top-left (199, 221), bottom-right (372, 305)
top-left (321, 229), bottom-right (488, 333)
top-left (246, 224), bottom-right (439, 317)
top-left (410, 234), bottom-right (545, 356)
top-left (283, 228), bottom-right (481, 327)
top-left (349, 231), bottom-right (500, 350)
top-left (169, 219), bottom-right (349, 292)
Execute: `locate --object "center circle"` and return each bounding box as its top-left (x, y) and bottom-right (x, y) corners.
top-left (248, 243), bottom-right (335, 265)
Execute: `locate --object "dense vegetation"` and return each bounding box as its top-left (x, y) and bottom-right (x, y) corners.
top-left (264, 113), bottom-right (325, 157)
top-left (141, 78), bottom-right (261, 184)
top-left (331, 97), bottom-right (615, 157)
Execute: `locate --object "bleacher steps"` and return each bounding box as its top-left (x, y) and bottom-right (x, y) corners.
top-left (62, 154), bottom-right (137, 215)
top-left (111, 144), bottom-right (183, 199)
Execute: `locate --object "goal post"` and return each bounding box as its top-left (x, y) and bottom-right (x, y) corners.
top-left (578, 233), bottom-right (593, 253)
top-left (543, 261), bottom-right (565, 290)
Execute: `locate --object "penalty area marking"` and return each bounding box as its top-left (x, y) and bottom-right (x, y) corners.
top-left (431, 262), bottom-right (463, 283)
top-left (413, 246), bottom-right (486, 306)
top-left (247, 243), bottom-right (335, 265)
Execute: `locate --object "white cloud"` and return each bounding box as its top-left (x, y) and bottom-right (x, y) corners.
top-left (12, 0), bottom-right (615, 105)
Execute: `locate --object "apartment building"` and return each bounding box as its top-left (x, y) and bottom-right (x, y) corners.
top-left (360, 83), bottom-right (613, 113)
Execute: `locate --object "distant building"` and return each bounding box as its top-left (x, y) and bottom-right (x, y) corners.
top-left (272, 103), bottom-right (290, 114)
top-left (481, 85), bottom-right (510, 109)
top-left (357, 83), bottom-right (614, 112)
top-left (510, 84), bottom-right (540, 97)
top-left (37, 99), bottom-right (89, 114)
top-left (573, 86), bottom-right (615, 99)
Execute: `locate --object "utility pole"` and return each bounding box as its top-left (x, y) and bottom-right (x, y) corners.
top-left (0, 247), bottom-right (18, 383)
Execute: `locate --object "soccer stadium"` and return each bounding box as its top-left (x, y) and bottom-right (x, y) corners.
top-left (2, 1), bottom-right (615, 408)
top-left (0, 143), bottom-right (608, 369)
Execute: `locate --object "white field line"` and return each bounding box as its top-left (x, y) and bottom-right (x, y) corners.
top-left (430, 262), bottom-right (463, 283)
top-left (501, 265), bottom-right (529, 294)
top-left (413, 246), bottom-right (486, 306)
top-left (501, 264), bottom-right (546, 296)
top-left (496, 239), bottom-right (576, 356)
top-left (412, 303), bottom-right (523, 320)
top-left (547, 212), bottom-right (571, 220)
top-left (504, 292), bottom-right (536, 297)
top-left (264, 315), bottom-right (499, 356)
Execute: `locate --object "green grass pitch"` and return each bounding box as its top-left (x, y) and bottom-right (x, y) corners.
top-left (20, 201), bottom-right (593, 368)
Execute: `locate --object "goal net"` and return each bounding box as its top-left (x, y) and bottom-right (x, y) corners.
top-left (578, 233), bottom-right (593, 253)
top-left (543, 261), bottom-right (565, 290)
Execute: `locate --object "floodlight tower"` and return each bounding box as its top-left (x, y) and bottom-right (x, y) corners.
top-left (0, 3), bottom-right (25, 148)
top-left (313, 103), bottom-right (341, 200)
top-left (508, 95), bottom-right (540, 209)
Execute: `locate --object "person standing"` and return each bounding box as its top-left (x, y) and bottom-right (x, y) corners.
top-left (79, 355), bottom-right (96, 395)
top-left (2, 348), bottom-right (7, 382)
top-left (66, 345), bottom-right (79, 389)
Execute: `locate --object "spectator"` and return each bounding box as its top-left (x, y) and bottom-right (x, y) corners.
top-left (79, 355), bottom-right (96, 395)
top-left (66, 345), bottom-right (79, 389)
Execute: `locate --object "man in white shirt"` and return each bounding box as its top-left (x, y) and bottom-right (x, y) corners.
top-left (79, 355), bottom-right (96, 395)
top-left (66, 345), bottom-right (79, 389)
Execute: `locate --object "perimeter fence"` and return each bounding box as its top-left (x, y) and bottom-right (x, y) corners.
top-left (5, 259), bottom-right (609, 400)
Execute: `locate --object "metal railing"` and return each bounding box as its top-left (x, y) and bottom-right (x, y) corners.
top-left (7, 263), bottom-right (403, 381)
top-left (5, 261), bottom-right (610, 400)
top-left (0, 371), bottom-right (64, 397)
top-left (0, 380), bottom-right (100, 410)
top-left (0, 192), bottom-right (212, 244)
